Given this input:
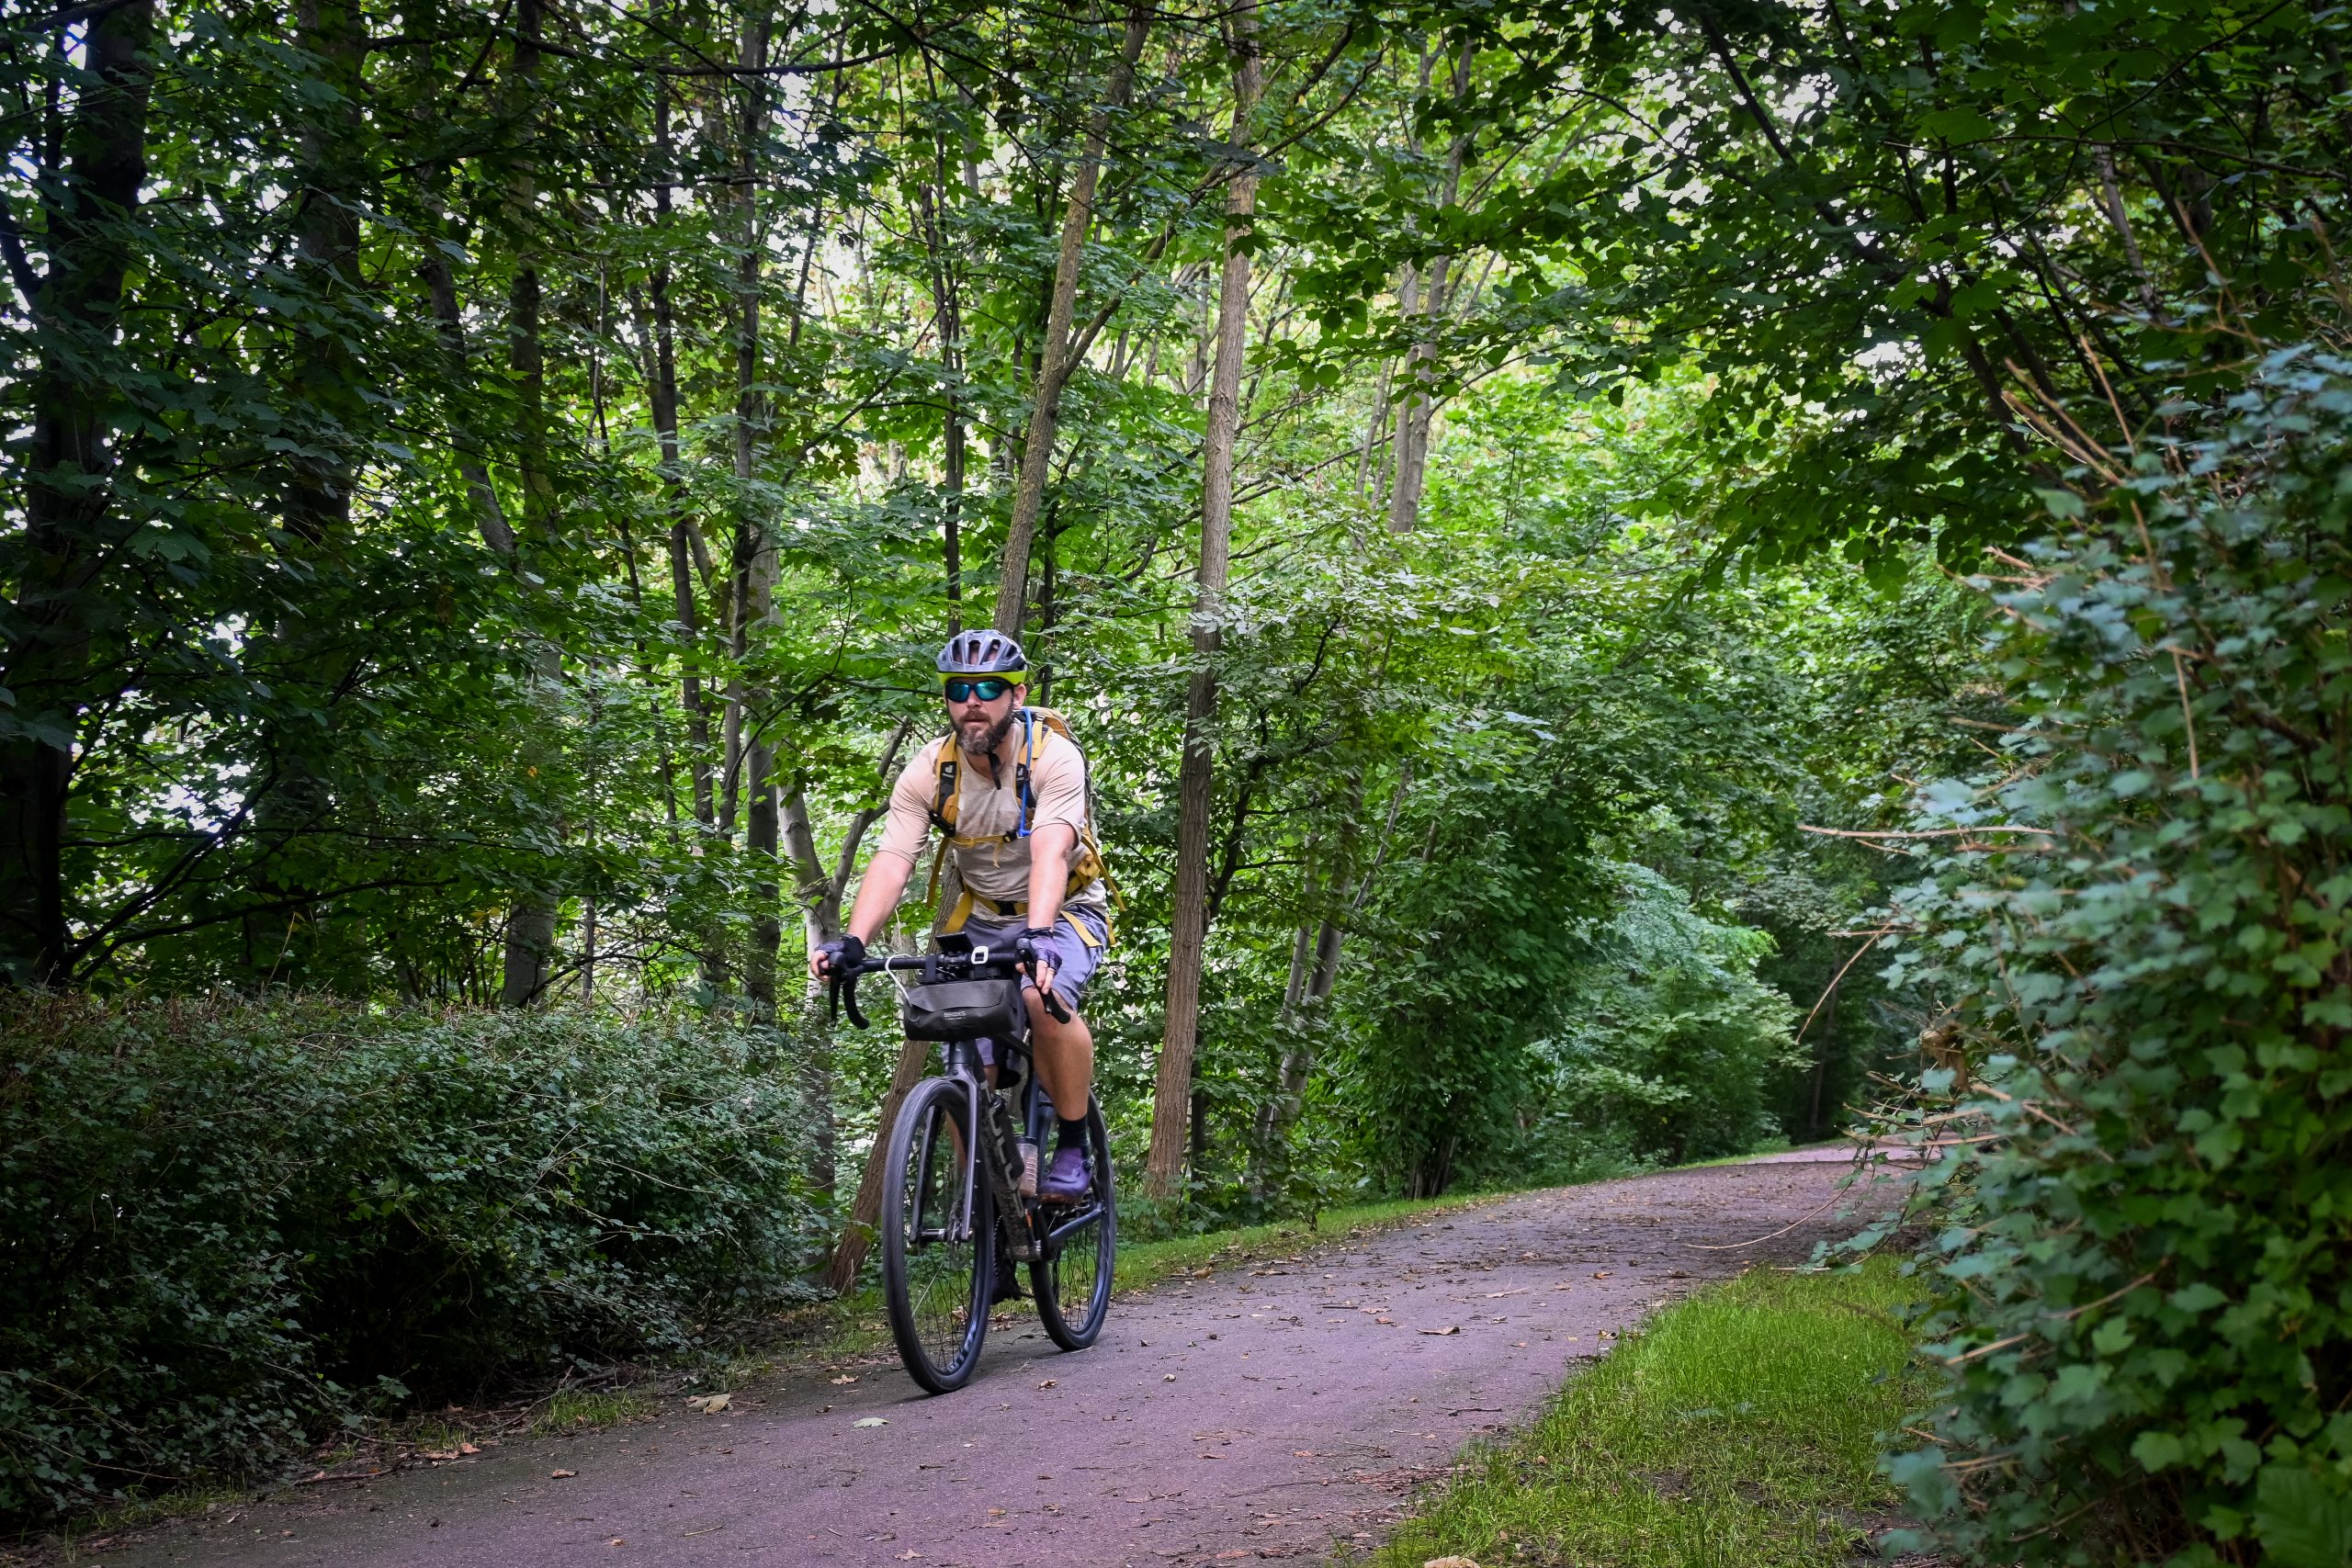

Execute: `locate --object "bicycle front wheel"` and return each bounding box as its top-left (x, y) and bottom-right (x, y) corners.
top-left (881, 1076), bottom-right (994, 1393)
top-left (1030, 1098), bottom-right (1114, 1351)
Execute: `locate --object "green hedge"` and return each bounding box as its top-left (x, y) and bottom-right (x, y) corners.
top-left (0, 996), bottom-right (827, 1519)
top-left (1881, 351), bottom-right (2352, 1564)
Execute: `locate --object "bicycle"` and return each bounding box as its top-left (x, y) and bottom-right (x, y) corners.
top-left (830, 933), bottom-right (1115, 1393)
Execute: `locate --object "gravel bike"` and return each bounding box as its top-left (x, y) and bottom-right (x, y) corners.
top-left (830, 935), bottom-right (1114, 1393)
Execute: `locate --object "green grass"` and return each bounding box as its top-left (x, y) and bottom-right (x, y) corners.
top-left (50, 1482), bottom-right (249, 1561)
top-left (1373, 1260), bottom-right (1932, 1568)
top-left (528, 1389), bottom-right (657, 1436)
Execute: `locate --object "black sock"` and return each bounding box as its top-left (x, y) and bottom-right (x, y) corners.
top-left (1057, 1116), bottom-right (1087, 1148)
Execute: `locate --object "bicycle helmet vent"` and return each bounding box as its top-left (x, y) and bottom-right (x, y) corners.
top-left (935, 632), bottom-right (1026, 677)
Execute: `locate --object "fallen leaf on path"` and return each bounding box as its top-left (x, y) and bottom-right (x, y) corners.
top-left (1483, 1289), bottom-right (1528, 1298)
top-left (988, 1508), bottom-right (1007, 1517)
top-left (854, 1416), bottom-right (889, 1427)
top-left (1423, 1557), bottom-right (1480, 1568)
top-left (898, 1552), bottom-right (922, 1561)
top-left (1375, 1317), bottom-right (1396, 1325)
top-left (1419, 1325), bottom-right (1461, 1336)
top-left (685, 1393), bottom-right (730, 1413)
top-left (1591, 1270), bottom-right (1611, 1279)
top-left (1037, 1379), bottom-right (1057, 1388)
top-left (606, 1537), bottom-right (625, 1547)
top-left (459, 1441), bottom-right (480, 1455)
top-left (1293, 1450), bottom-right (1316, 1458)
top-left (1164, 1374), bottom-right (1177, 1382)
top-left (830, 1375), bottom-right (857, 1385)
top-left (1199, 1452), bottom-right (1225, 1460)
top-left (550, 1469), bottom-right (577, 1479)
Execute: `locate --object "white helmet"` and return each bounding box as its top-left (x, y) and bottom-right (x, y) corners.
top-left (935, 631), bottom-right (1026, 678)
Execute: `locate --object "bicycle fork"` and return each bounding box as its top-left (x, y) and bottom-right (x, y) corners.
top-left (971, 1073), bottom-right (1041, 1261)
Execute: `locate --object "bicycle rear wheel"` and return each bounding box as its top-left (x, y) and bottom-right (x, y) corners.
top-left (882, 1076), bottom-right (994, 1393)
top-left (1030, 1099), bottom-right (1114, 1351)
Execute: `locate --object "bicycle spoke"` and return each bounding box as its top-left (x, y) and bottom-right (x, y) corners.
top-left (889, 1088), bottom-right (986, 1383)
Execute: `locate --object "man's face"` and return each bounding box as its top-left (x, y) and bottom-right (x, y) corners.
top-left (948, 679), bottom-right (1023, 755)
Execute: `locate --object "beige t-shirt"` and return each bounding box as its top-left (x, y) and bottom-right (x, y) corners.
top-left (871, 717), bottom-right (1109, 915)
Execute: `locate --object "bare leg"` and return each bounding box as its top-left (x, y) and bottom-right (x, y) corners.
top-left (1023, 986), bottom-right (1095, 1123)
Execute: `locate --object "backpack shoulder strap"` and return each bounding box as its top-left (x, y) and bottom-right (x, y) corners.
top-left (928, 739), bottom-right (961, 834)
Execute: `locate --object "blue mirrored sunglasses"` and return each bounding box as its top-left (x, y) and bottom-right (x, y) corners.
top-left (943, 676), bottom-right (1016, 704)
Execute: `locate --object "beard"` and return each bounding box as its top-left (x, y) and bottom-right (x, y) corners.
top-left (956, 705), bottom-right (1019, 758)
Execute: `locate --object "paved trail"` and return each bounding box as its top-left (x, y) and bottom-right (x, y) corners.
top-left (108, 1155), bottom-right (1905, 1568)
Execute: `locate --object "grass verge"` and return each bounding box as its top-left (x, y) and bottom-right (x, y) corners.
top-left (1373, 1259), bottom-right (1932, 1568)
top-left (529, 1390), bottom-right (658, 1437)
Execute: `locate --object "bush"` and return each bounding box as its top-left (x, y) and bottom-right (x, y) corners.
top-left (0, 995), bottom-right (827, 1519)
top-left (1880, 351), bottom-right (2352, 1564)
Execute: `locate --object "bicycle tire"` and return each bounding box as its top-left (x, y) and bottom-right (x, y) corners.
top-left (1030, 1098), bottom-right (1114, 1351)
top-left (881, 1076), bottom-right (994, 1393)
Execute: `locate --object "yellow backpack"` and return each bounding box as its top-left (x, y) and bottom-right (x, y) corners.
top-left (923, 707), bottom-right (1117, 944)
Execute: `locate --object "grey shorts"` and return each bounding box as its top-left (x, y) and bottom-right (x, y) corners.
top-left (956, 906), bottom-right (1109, 1005)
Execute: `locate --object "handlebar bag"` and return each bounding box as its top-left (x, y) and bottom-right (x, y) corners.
top-left (899, 976), bottom-right (1025, 1042)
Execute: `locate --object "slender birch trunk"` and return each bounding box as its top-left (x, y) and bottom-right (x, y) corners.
top-left (1385, 43), bottom-right (1472, 536)
top-left (916, 182), bottom-right (967, 628)
top-left (729, 6), bottom-right (782, 1014)
top-left (990, 6), bottom-right (1152, 637)
top-left (647, 44), bottom-right (716, 829)
top-left (1144, 6), bottom-right (1262, 1204)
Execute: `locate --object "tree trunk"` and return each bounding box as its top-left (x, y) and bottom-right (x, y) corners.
top-left (0, 0), bottom-right (155, 986)
top-left (1144, 8), bottom-right (1262, 1204)
top-left (731, 6), bottom-right (780, 1012)
top-left (421, 245), bottom-right (515, 554)
top-left (283, 0), bottom-right (365, 543)
top-left (498, 0), bottom-right (561, 1007)
top-left (647, 56), bottom-right (715, 829)
top-left (244, 0), bottom-right (368, 986)
top-left (990, 6), bottom-right (1152, 637)
top-left (917, 183), bottom-right (967, 630)
top-left (1385, 44), bottom-right (1472, 536)
top-left (825, 1028), bottom-right (932, 1293)
top-left (780, 718), bottom-right (913, 1200)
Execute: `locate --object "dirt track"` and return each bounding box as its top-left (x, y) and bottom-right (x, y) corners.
top-left (102, 1155), bottom-right (1906, 1568)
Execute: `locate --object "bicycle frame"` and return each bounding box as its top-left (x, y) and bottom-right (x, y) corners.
top-left (835, 950), bottom-right (1098, 1265)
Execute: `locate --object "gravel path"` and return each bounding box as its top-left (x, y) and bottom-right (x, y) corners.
top-left (102, 1157), bottom-right (1906, 1568)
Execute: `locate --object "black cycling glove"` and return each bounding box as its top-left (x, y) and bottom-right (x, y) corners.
top-left (815, 932), bottom-right (866, 975)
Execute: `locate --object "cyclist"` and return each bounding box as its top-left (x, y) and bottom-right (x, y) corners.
top-left (810, 632), bottom-right (1111, 1203)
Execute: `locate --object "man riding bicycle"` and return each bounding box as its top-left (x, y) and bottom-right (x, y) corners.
top-left (810, 632), bottom-right (1111, 1204)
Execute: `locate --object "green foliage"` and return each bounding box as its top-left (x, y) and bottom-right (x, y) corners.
top-left (0, 995), bottom-right (825, 1517)
top-left (1374, 1260), bottom-right (1933, 1568)
top-left (1879, 351), bottom-right (2352, 1564)
top-left (1515, 864), bottom-right (1804, 1173)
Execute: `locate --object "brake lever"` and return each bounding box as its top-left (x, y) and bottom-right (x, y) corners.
top-left (842, 970), bottom-right (870, 1031)
top-left (1037, 985), bottom-right (1072, 1025)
